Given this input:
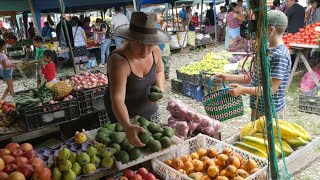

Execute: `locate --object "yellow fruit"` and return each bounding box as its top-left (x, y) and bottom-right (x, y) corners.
top-left (250, 168), bottom-right (259, 174)
top-left (165, 159), bottom-right (172, 166)
top-left (222, 148), bottom-right (233, 157)
top-left (181, 155), bottom-right (191, 162)
top-left (240, 122), bottom-right (257, 138)
top-left (291, 122), bottom-right (311, 141)
top-left (191, 152), bottom-right (200, 160)
top-left (234, 142), bottom-right (267, 158)
top-left (197, 148), bottom-right (207, 158)
top-left (252, 133), bottom-right (294, 157)
top-left (184, 161), bottom-right (194, 171)
top-left (236, 169), bottom-right (250, 178)
top-left (201, 175), bottom-right (211, 180)
top-left (216, 154), bottom-right (228, 166)
top-left (220, 169), bottom-right (227, 176)
top-left (226, 165), bottom-right (237, 178)
top-left (240, 136), bottom-right (282, 157)
top-left (242, 159), bottom-right (258, 172)
top-left (233, 176), bottom-right (245, 180)
top-left (215, 176), bottom-right (229, 180)
top-left (206, 148), bottom-right (218, 158)
top-left (200, 156), bottom-right (210, 163)
top-left (187, 167), bottom-right (196, 175)
top-left (178, 169), bottom-right (186, 174)
top-left (194, 160), bottom-right (204, 172)
top-left (207, 166), bottom-right (219, 178)
top-left (51, 80), bottom-right (73, 100)
top-left (283, 137), bottom-right (308, 149)
top-left (225, 156), bottom-right (241, 168)
top-left (203, 159), bottom-right (215, 171)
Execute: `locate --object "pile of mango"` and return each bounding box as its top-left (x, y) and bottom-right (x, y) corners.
top-left (95, 116), bottom-right (175, 164)
top-left (234, 117), bottom-right (311, 158)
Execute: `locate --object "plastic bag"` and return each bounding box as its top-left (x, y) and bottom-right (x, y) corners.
top-left (177, 32), bottom-right (187, 48)
top-left (169, 34), bottom-right (180, 49)
top-left (187, 31), bottom-right (196, 46)
top-left (300, 66), bottom-right (320, 93)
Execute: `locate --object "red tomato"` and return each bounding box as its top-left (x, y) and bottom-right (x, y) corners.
top-left (315, 22), bottom-right (320, 26)
top-left (287, 33), bottom-right (293, 36)
top-left (312, 25), bottom-right (316, 28)
top-left (299, 28), bottom-right (305, 32)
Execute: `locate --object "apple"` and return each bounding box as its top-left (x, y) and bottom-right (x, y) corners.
top-left (6, 143), bottom-right (20, 152)
top-left (130, 174), bottom-right (142, 180)
top-left (144, 173), bottom-right (156, 180)
top-left (11, 149), bottom-right (24, 158)
top-left (32, 167), bottom-right (51, 180)
top-left (74, 132), bottom-right (87, 144)
top-left (8, 171), bottom-right (26, 180)
top-left (17, 164), bottom-right (34, 178)
top-left (3, 164), bottom-right (18, 174)
top-left (136, 168), bottom-right (148, 178)
top-left (20, 143), bottom-right (33, 152)
top-left (0, 149), bottom-right (10, 157)
top-left (22, 150), bottom-right (38, 160)
top-left (118, 176), bottom-right (129, 180)
top-left (29, 158), bottom-right (44, 170)
top-left (14, 156), bottom-right (28, 166)
top-left (0, 172), bottom-right (9, 180)
top-left (0, 157), bottom-right (4, 171)
top-left (2, 155), bottom-right (15, 165)
top-left (123, 169), bottom-right (135, 178)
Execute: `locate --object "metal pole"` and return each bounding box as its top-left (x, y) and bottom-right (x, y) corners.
top-left (27, 0), bottom-right (40, 34)
top-left (171, 4), bottom-right (175, 31)
top-left (133, 0), bottom-right (137, 12)
top-left (213, 0), bottom-right (217, 45)
top-left (259, 0), bottom-right (279, 179)
top-left (58, 0), bottom-right (77, 74)
top-left (200, 0), bottom-right (204, 26)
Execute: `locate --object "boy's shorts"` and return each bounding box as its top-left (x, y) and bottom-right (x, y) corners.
top-left (228, 27), bottom-right (240, 39)
top-left (0, 68), bottom-right (13, 80)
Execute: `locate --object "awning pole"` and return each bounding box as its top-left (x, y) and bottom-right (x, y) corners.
top-left (27, 0), bottom-right (40, 34)
top-left (133, 0), bottom-right (137, 11)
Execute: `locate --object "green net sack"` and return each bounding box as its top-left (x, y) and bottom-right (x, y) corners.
top-left (202, 77), bottom-right (244, 122)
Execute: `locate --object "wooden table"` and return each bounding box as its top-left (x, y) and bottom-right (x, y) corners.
top-left (286, 43), bottom-right (320, 91)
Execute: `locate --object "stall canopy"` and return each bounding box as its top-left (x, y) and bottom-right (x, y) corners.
top-left (0, 0), bottom-right (30, 11)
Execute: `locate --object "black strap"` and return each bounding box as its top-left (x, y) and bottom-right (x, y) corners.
top-left (113, 52), bottom-right (155, 72)
top-left (42, 27), bottom-right (50, 37)
top-left (73, 26), bottom-right (79, 45)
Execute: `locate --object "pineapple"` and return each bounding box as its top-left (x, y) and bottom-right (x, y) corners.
top-left (51, 81), bottom-right (73, 100)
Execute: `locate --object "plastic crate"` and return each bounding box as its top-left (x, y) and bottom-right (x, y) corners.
top-left (20, 99), bottom-right (80, 130)
top-left (151, 134), bottom-right (267, 180)
top-left (176, 70), bottom-right (201, 85)
top-left (171, 78), bottom-right (183, 94)
top-left (299, 86), bottom-right (320, 115)
top-left (182, 81), bottom-right (204, 102)
top-left (97, 109), bottom-right (110, 126)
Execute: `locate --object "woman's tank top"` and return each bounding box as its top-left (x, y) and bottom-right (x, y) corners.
top-left (227, 12), bottom-right (241, 29)
top-left (104, 52), bottom-right (158, 122)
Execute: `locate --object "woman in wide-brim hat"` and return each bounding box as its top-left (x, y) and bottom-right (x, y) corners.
top-left (104, 12), bottom-right (170, 147)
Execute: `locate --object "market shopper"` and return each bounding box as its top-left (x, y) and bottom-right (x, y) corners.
top-left (104, 12), bottom-right (169, 146)
top-left (27, 22), bottom-right (35, 39)
top-left (96, 18), bottom-right (111, 67)
top-left (111, 6), bottom-right (129, 48)
top-left (217, 10), bottom-right (291, 120)
top-left (71, 17), bottom-right (88, 72)
top-left (308, 0), bottom-right (320, 24)
top-left (41, 22), bottom-right (53, 40)
top-left (217, 6), bottom-right (227, 42)
top-left (83, 17), bottom-right (93, 38)
top-left (0, 38), bottom-right (15, 100)
top-left (226, 3), bottom-right (245, 47)
top-left (205, 3), bottom-right (215, 28)
top-left (33, 35), bottom-right (48, 87)
top-left (179, 4), bottom-right (187, 31)
top-left (285, 0), bottom-right (305, 33)
top-left (191, 12), bottom-right (200, 28)
top-left (40, 50), bottom-right (58, 83)
top-left (154, 8), bottom-right (171, 79)
top-left (186, 6), bottom-right (195, 31)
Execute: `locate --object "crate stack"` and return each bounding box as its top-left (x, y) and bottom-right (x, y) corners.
top-left (299, 86), bottom-right (320, 115)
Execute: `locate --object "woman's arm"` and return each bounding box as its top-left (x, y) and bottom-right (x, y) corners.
top-left (81, 29), bottom-right (87, 45)
top-left (108, 53), bottom-right (146, 146)
top-left (161, 22), bottom-right (168, 31)
top-left (234, 13), bottom-right (245, 22)
top-left (153, 47), bottom-right (165, 92)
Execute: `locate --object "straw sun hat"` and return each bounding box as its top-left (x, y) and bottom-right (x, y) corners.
top-left (115, 12), bottom-right (170, 45)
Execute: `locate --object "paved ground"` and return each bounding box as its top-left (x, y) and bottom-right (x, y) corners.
top-left (2, 43), bottom-right (320, 179)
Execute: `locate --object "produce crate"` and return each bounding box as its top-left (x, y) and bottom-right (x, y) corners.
top-left (151, 134), bottom-right (267, 180)
top-left (20, 99), bottom-right (80, 130)
top-left (299, 86), bottom-right (320, 115)
top-left (176, 70), bottom-right (201, 85)
top-left (74, 90), bottom-right (95, 115)
top-left (171, 78), bottom-right (183, 94)
top-left (97, 109), bottom-right (110, 126)
top-left (182, 81), bottom-right (204, 102)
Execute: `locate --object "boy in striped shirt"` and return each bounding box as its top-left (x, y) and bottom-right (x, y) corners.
top-left (217, 10), bottom-right (291, 121)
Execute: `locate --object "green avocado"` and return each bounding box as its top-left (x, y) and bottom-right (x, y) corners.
top-left (115, 122), bottom-right (124, 132)
top-left (110, 143), bottom-right (121, 153)
top-left (121, 140), bottom-right (134, 152)
top-left (160, 136), bottom-right (172, 149)
top-left (147, 122), bottom-right (162, 134)
top-left (102, 123), bottom-right (116, 131)
top-left (138, 131), bottom-right (152, 144)
top-left (129, 148), bottom-right (141, 160)
top-left (163, 127), bottom-right (175, 138)
top-left (147, 139), bottom-right (162, 152)
top-left (115, 150), bottom-right (129, 164)
top-left (110, 132), bottom-right (126, 144)
top-left (148, 92), bottom-right (163, 102)
top-left (153, 133), bottom-right (163, 141)
top-left (150, 85), bottom-right (162, 93)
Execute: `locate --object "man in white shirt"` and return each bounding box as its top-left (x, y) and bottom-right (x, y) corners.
top-left (111, 6), bottom-right (129, 48)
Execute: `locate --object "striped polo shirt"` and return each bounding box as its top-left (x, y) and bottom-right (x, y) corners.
top-left (250, 44), bottom-right (291, 113)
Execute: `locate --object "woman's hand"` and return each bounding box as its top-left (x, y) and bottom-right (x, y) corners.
top-left (124, 124), bottom-right (146, 147)
top-left (215, 73), bottom-right (228, 83)
top-left (228, 84), bottom-right (244, 97)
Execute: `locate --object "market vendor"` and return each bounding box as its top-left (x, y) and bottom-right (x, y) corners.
top-left (104, 12), bottom-right (170, 146)
top-left (32, 35), bottom-right (48, 87)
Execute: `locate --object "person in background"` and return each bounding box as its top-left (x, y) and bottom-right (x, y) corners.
top-left (286, 0), bottom-right (305, 33)
top-left (83, 17), bottom-right (93, 38)
top-left (191, 12), bottom-right (200, 28)
top-left (0, 20), bottom-right (3, 28)
top-left (111, 6), bottom-right (129, 48)
top-left (47, 15), bottom-right (55, 26)
top-left (41, 22), bottom-right (53, 40)
top-left (56, 17), bottom-right (74, 49)
top-left (308, 0), bottom-right (320, 24)
top-left (217, 6), bottom-right (227, 42)
top-left (41, 50), bottom-right (59, 83)
top-left (28, 22), bottom-right (35, 39)
top-left (217, 10), bottom-right (291, 121)
top-left (33, 35), bottom-right (48, 87)
top-left (104, 12), bottom-right (169, 146)
top-left (79, 15), bottom-right (85, 27)
top-left (0, 38), bottom-right (14, 100)
top-left (205, 3), bottom-right (215, 27)
top-left (226, 3), bottom-right (245, 46)
top-left (272, 0), bottom-right (281, 10)
top-left (96, 18), bottom-right (111, 67)
top-left (186, 6), bottom-right (195, 31)
top-left (71, 17), bottom-right (88, 72)
top-left (179, 4), bottom-right (187, 31)
top-left (154, 8), bottom-right (171, 79)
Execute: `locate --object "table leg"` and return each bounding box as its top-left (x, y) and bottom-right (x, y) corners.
top-left (299, 51), bottom-right (320, 87)
top-left (286, 52), bottom-right (301, 91)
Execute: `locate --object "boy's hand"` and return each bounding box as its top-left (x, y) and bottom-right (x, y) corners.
top-left (228, 84), bottom-right (244, 97)
top-left (215, 73), bottom-right (228, 83)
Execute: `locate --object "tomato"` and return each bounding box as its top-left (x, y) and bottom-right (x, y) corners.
top-left (287, 33), bottom-right (293, 36)
top-left (304, 36), bottom-right (310, 40)
top-left (312, 25), bottom-right (316, 28)
top-left (299, 28), bottom-right (305, 32)
top-left (315, 22), bottom-right (320, 26)
top-left (306, 39), bottom-right (311, 43)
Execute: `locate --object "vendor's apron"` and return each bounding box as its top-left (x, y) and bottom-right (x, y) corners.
top-left (104, 52), bottom-right (160, 124)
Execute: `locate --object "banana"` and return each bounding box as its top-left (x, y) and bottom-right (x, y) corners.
top-left (283, 137), bottom-right (308, 150)
top-left (234, 142), bottom-right (268, 158)
top-left (240, 136), bottom-right (281, 157)
top-left (291, 123), bottom-right (311, 142)
top-left (252, 133), bottom-right (294, 157)
top-left (240, 122), bottom-right (258, 138)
